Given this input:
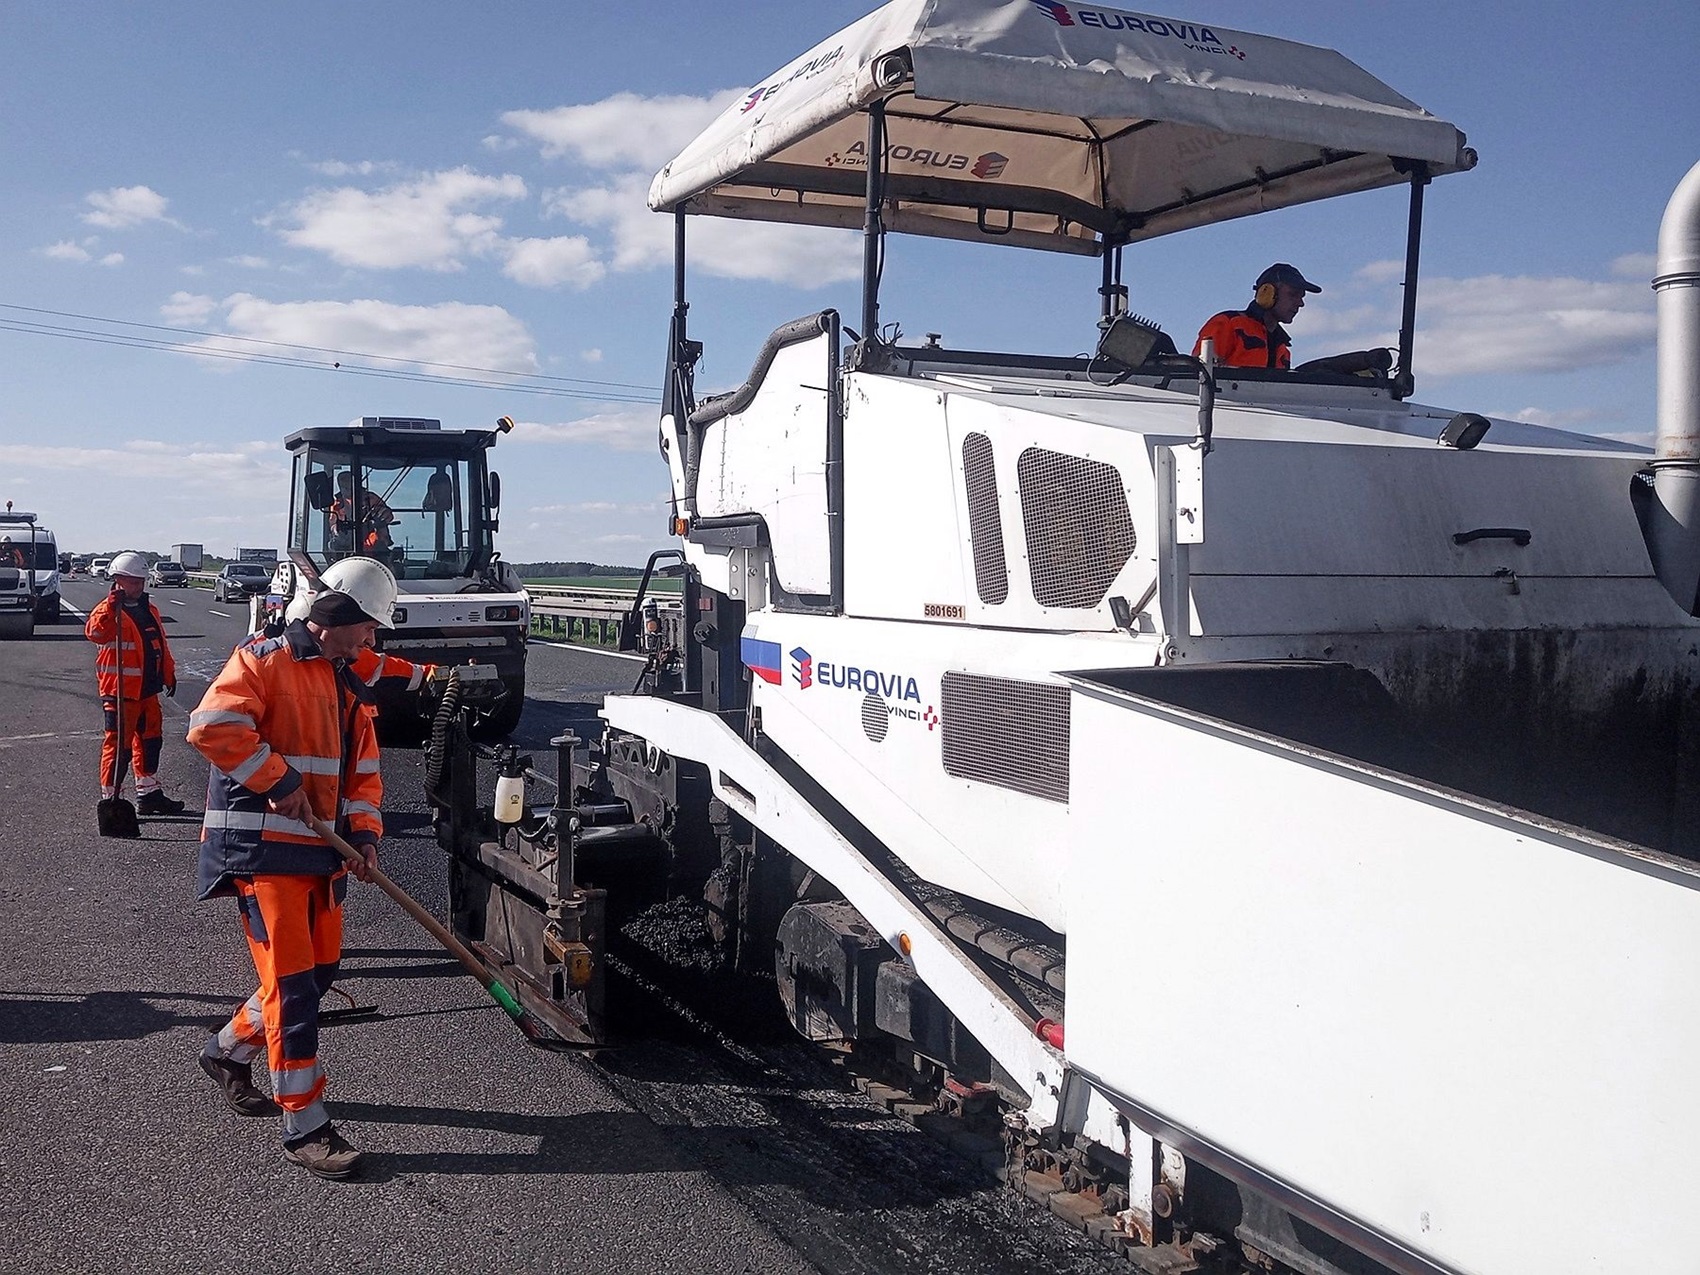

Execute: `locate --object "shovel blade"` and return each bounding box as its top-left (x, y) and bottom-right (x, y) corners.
top-left (97, 797), bottom-right (140, 839)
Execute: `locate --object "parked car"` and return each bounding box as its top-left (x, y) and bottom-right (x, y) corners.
top-left (89, 557), bottom-right (112, 579)
top-left (149, 560), bottom-right (188, 588)
top-left (213, 561), bottom-right (273, 602)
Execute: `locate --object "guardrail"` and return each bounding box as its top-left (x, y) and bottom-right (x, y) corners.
top-left (526, 585), bottom-right (657, 646)
top-left (159, 574), bottom-right (672, 648)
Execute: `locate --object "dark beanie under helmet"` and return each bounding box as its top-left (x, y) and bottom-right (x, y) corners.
top-left (308, 590), bottom-right (374, 628)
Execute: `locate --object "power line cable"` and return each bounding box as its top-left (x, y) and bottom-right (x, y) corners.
top-left (0, 312), bottom-right (659, 403)
top-left (0, 301), bottom-right (659, 392)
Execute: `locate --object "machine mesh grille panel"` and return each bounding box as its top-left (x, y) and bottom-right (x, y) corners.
top-left (1016, 448), bottom-right (1135, 608)
top-left (962, 433), bottom-right (1009, 605)
top-left (941, 672), bottom-right (1069, 803)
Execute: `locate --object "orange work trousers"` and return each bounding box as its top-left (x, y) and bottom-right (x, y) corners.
top-left (207, 872), bottom-right (346, 1141)
top-left (100, 694), bottom-right (163, 796)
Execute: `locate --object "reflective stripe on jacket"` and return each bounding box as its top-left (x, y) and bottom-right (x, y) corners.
top-left (350, 648), bottom-right (431, 695)
top-left (1194, 307), bottom-right (1291, 370)
top-left (189, 620), bottom-right (382, 900)
top-left (86, 592), bottom-right (175, 699)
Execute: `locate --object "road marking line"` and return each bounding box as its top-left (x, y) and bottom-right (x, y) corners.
top-left (208, 609), bottom-right (231, 618)
top-left (169, 599), bottom-right (186, 607)
top-left (0, 730), bottom-right (105, 748)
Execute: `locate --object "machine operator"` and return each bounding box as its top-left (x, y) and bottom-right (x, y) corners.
top-left (1194, 262), bottom-right (1321, 370)
top-left (330, 470), bottom-right (395, 556)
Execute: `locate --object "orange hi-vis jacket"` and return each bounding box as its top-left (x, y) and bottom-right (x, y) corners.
top-left (85, 591), bottom-right (176, 699)
top-left (1194, 305), bottom-right (1292, 370)
top-left (330, 492), bottom-right (394, 551)
top-left (189, 621), bottom-right (382, 900)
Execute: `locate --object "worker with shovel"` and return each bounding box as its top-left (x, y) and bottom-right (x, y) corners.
top-left (85, 551), bottom-right (186, 830)
top-left (187, 557), bottom-right (396, 1180)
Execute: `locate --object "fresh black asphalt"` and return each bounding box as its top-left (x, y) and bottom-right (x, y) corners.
top-left (0, 580), bottom-right (1126, 1275)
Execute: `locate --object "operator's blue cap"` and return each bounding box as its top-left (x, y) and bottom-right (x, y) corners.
top-left (1256, 263), bottom-right (1321, 294)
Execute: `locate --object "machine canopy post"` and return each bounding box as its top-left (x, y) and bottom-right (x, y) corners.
top-left (860, 100), bottom-right (887, 344)
top-left (1099, 243), bottom-right (1127, 328)
top-left (664, 208), bottom-right (698, 425)
top-left (1394, 164), bottom-right (1430, 400)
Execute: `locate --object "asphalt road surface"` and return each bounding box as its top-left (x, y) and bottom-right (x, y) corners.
top-left (0, 580), bottom-right (1126, 1275)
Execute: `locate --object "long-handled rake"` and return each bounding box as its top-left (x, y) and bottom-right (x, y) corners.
top-left (308, 816), bottom-right (548, 1041)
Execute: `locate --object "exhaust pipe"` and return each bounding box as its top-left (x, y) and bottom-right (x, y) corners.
top-left (1641, 159), bottom-right (1700, 613)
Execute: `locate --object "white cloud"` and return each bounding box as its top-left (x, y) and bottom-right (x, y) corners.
top-left (1300, 270), bottom-right (1655, 379)
top-left (162, 291), bottom-right (218, 324)
top-left (82, 185), bottom-right (179, 230)
top-left (277, 168), bottom-right (527, 271)
top-left (500, 235), bottom-right (605, 288)
top-left (502, 90), bottom-right (742, 170)
top-left (1415, 274), bottom-right (1655, 376)
top-left (7, 439), bottom-right (280, 494)
top-left (176, 293), bottom-right (539, 374)
top-left (508, 408), bottom-right (658, 452)
top-left (1611, 252), bottom-right (1657, 279)
top-left (41, 236), bottom-right (117, 266)
top-left (306, 159), bottom-right (392, 178)
top-left (548, 172), bottom-right (861, 286)
top-left (1504, 406), bottom-right (1618, 428)
top-left (224, 254), bottom-right (272, 269)
top-left (6, 438), bottom-right (288, 553)
top-left (580, 348), bottom-right (603, 363)
top-left (526, 500), bottom-right (652, 515)
top-left (1355, 258), bottom-right (1406, 284)
top-left (502, 89), bottom-right (859, 288)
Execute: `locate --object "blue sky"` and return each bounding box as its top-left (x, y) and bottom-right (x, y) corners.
top-left (3, 1), bottom-right (1696, 561)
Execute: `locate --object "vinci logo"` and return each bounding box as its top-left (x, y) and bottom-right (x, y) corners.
top-left (1031, 0), bottom-right (1074, 25)
top-left (972, 152), bottom-right (1009, 180)
top-left (790, 646), bottom-right (814, 689)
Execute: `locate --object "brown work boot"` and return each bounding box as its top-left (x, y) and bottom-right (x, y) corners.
top-left (282, 1123), bottom-right (362, 1180)
top-left (198, 1053), bottom-right (277, 1117)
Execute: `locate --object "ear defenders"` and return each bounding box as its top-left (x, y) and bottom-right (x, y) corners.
top-left (1255, 282), bottom-right (1276, 309)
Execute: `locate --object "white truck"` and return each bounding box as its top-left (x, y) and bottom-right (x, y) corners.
top-left (0, 508), bottom-right (59, 624)
top-left (171, 543), bottom-right (204, 572)
top-left (259, 416), bottom-right (530, 734)
top-left (434, 5), bottom-right (1700, 1273)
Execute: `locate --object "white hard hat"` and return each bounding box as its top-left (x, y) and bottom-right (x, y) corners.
top-left (110, 551), bottom-right (150, 580)
top-left (317, 556), bottom-right (398, 629)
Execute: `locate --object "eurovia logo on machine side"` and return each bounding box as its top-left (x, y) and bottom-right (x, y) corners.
top-left (790, 645), bottom-right (921, 705)
top-left (788, 646), bottom-right (940, 734)
top-left (738, 637), bottom-right (937, 733)
top-left (1030, 0), bottom-right (1247, 59)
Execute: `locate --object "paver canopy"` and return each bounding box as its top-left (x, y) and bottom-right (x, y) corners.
top-left (650, 0), bottom-right (1473, 252)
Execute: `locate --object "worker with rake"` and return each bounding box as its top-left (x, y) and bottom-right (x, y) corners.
top-left (187, 558), bottom-right (397, 1179)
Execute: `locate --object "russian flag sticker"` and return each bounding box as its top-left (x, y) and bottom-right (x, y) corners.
top-left (742, 636), bottom-right (783, 684)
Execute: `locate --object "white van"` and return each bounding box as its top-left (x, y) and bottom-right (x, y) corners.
top-left (0, 517), bottom-right (59, 623)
